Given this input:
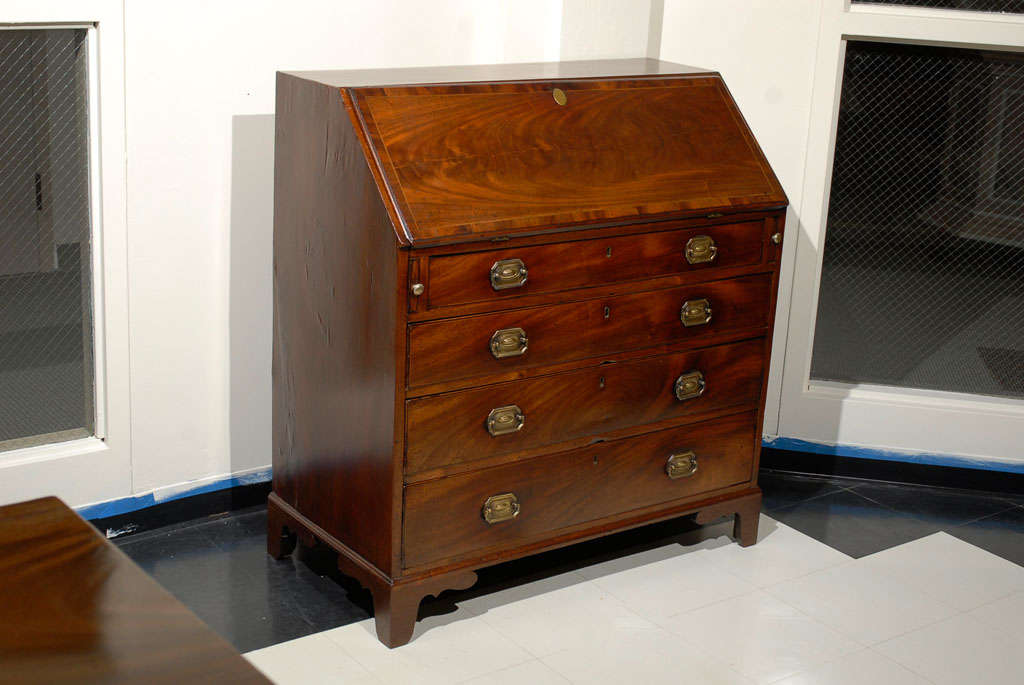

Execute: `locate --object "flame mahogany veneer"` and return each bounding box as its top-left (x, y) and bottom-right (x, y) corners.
top-left (270, 59), bottom-right (787, 648)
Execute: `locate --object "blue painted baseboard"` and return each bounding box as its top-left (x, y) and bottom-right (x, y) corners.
top-left (76, 468), bottom-right (272, 521)
top-left (763, 436), bottom-right (1024, 475)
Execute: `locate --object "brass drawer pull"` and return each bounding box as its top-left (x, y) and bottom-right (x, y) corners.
top-left (490, 258), bottom-right (528, 290)
top-left (666, 451), bottom-right (698, 480)
top-left (482, 493), bottom-right (520, 524)
top-left (674, 370), bottom-right (706, 401)
top-left (685, 235), bottom-right (718, 264)
top-left (487, 405), bottom-right (525, 437)
top-left (681, 298), bottom-right (712, 327)
top-left (490, 327), bottom-right (528, 358)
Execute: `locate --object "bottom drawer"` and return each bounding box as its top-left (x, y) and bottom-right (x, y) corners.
top-left (403, 411), bottom-right (756, 569)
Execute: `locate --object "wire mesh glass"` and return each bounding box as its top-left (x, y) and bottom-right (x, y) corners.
top-left (810, 41), bottom-right (1024, 400)
top-left (0, 28), bottom-right (94, 449)
top-left (853, 0), bottom-right (1024, 13)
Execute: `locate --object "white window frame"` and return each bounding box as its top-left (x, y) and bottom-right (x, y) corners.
top-left (775, 0), bottom-right (1024, 465)
top-left (0, 1), bottom-right (131, 506)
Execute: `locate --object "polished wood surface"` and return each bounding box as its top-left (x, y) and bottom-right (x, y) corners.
top-left (0, 497), bottom-right (268, 684)
top-left (408, 273), bottom-right (771, 388)
top-left (271, 61), bottom-right (787, 648)
top-left (272, 73), bottom-right (401, 575)
top-left (426, 219), bottom-right (765, 310)
top-left (350, 76), bottom-right (785, 245)
top-left (404, 411), bottom-right (757, 568)
top-left (406, 338), bottom-right (763, 476)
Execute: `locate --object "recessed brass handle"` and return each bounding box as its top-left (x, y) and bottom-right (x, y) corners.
top-left (680, 298), bottom-right (712, 327)
top-left (490, 327), bottom-right (528, 359)
top-left (487, 405), bottom-right (525, 437)
top-left (482, 492), bottom-right (520, 524)
top-left (674, 370), bottom-right (706, 401)
top-left (685, 235), bottom-right (718, 265)
top-left (490, 258), bottom-right (528, 290)
top-left (666, 451), bottom-right (698, 479)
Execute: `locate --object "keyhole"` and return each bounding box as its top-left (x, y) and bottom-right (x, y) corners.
top-left (599, 376), bottom-right (605, 389)
top-left (605, 247), bottom-right (612, 258)
top-left (604, 306), bottom-right (611, 319)
top-left (593, 455), bottom-right (599, 465)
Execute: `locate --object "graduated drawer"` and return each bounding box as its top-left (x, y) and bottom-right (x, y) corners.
top-left (403, 411), bottom-right (756, 568)
top-left (425, 221), bottom-right (765, 309)
top-left (407, 273), bottom-right (771, 388)
top-left (405, 338), bottom-right (763, 476)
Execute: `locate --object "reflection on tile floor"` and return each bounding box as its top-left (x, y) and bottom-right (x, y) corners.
top-left (114, 471), bottom-right (1024, 681)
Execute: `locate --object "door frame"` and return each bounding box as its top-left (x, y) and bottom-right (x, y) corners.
top-left (775, 0), bottom-right (1024, 467)
top-left (0, 1), bottom-right (132, 506)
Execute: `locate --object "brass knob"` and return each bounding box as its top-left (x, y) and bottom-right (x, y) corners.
top-left (685, 235), bottom-right (718, 265)
top-left (552, 88), bottom-right (567, 106)
top-left (674, 370), bottom-right (706, 401)
top-left (771, 232), bottom-right (782, 245)
top-left (410, 283), bottom-right (425, 296)
top-left (486, 405), bottom-right (525, 437)
top-left (482, 493), bottom-right (520, 524)
top-left (490, 258), bottom-right (528, 290)
top-left (490, 327), bottom-right (528, 359)
top-left (666, 452), bottom-right (698, 479)
top-left (680, 298), bottom-right (712, 327)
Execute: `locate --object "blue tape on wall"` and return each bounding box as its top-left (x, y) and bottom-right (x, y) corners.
top-left (763, 436), bottom-right (1024, 475)
top-left (76, 467), bottom-right (272, 520)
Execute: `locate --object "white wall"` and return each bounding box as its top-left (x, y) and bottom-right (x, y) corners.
top-left (659, 0), bottom-right (823, 436)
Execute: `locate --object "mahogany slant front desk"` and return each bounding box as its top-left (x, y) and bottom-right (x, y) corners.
top-left (0, 497), bottom-right (268, 683)
top-left (269, 58), bottom-right (788, 648)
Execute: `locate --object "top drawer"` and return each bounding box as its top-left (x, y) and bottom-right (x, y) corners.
top-left (425, 221), bottom-right (765, 310)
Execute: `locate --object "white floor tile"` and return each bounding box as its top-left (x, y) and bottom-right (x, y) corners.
top-left (858, 532), bottom-right (1024, 611)
top-left (706, 516), bottom-right (852, 587)
top-left (772, 649), bottom-right (931, 685)
top-left (660, 590), bottom-right (862, 684)
top-left (322, 613), bottom-right (532, 685)
top-left (462, 572), bottom-right (659, 658)
top-left (876, 613), bottom-right (1024, 685)
top-left (768, 561), bottom-right (958, 644)
top-left (968, 591), bottom-right (1024, 645)
top-left (578, 543), bottom-right (757, 620)
top-left (244, 633), bottom-right (382, 684)
top-left (461, 659), bottom-right (570, 685)
top-left (540, 625), bottom-right (752, 685)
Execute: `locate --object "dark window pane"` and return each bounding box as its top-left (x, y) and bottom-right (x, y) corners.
top-left (854, 0), bottom-right (1024, 13)
top-left (810, 41), bottom-right (1024, 400)
top-left (0, 29), bottom-right (94, 448)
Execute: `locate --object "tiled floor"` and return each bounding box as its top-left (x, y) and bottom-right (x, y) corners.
top-left (114, 471), bottom-right (1024, 683)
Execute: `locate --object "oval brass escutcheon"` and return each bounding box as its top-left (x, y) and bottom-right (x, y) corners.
top-left (552, 87), bottom-right (567, 106)
top-left (489, 327), bottom-right (528, 359)
top-left (666, 451), bottom-right (698, 480)
top-left (490, 258), bottom-right (528, 290)
top-left (685, 235), bottom-right (718, 265)
top-left (680, 298), bottom-right (712, 327)
top-left (674, 370), bottom-right (706, 401)
top-left (486, 404), bottom-right (525, 437)
top-left (482, 492), bottom-right (520, 524)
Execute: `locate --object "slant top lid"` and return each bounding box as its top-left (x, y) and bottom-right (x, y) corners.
top-left (326, 61), bottom-right (786, 246)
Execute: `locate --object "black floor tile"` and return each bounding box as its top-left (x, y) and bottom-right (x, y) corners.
top-left (847, 481), bottom-right (1020, 527)
top-left (758, 471), bottom-right (852, 512)
top-left (768, 489), bottom-right (944, 558)
top-left (948, 506), bottom-right (1024, 567)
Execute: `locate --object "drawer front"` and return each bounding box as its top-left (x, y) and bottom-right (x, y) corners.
top-left (426, 221), bottom-right (765, 309)
top-left (406, 338), bottom-right (763, 476)
top-left (408, 273), bottom-right (771, 388)
top-left (403, 411), bottom-right (756, 568)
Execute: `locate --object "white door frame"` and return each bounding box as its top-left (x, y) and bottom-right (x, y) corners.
top-left (0, 1), bottom-right (132, 506)
top-left (775, 0), bottom-right (1024, 469)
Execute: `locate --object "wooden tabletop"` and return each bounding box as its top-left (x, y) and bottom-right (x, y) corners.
top-left (0, 497), bottom-right (269, 684)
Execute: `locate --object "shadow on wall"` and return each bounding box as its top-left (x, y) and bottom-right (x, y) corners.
top-left (229, 114), bottom-right (275, 477)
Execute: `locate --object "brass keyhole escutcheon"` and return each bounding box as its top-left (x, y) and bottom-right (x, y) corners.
top-left (553, 88), bottom-right (567, 106)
